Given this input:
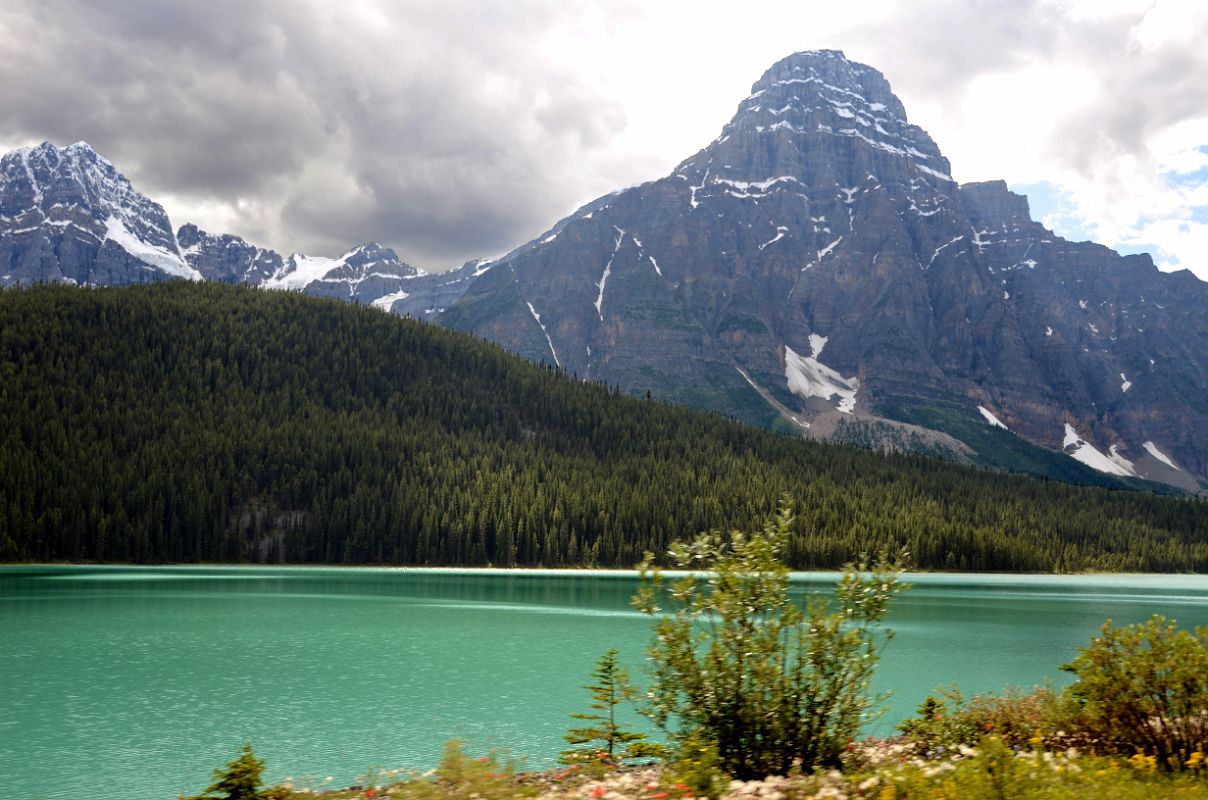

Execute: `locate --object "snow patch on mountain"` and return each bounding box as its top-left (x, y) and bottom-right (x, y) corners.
top-left (759, 226), bottom-right (789, 251)
top-left (978, 406), bottom-right (1009, 430)
top-left (1062, 424), bottom-right (1136, 477)
top-left (1108, 445), bottom-right (1137, 476)
top-left (784, 339), bottom-right (859, 414)
top-left (104, 215), bottom-right (200, 280)
top-left (1142, 441), bottom-right (1180, 471)
top-left (529, 300), bottom-right (560, 369)
top-left (594, 227), bottom-right (625, 321)
top-left (265, 254), bottom-right (344, 291)
top-left (372, 289), bottom-right (410, 312)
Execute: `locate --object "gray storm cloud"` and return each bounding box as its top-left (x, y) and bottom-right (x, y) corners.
top-left (0, 0), bottom-right (632, 267)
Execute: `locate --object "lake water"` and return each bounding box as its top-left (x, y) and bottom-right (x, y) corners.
top-left (2, 567), bottom-right (1207, 799)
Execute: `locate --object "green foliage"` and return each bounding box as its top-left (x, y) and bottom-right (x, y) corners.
top-left (1062, 614), bottom-right (1208, 770)
top-left (898, 685), bottom-right (1069, 752)
top-left (185, 743), bottom-right (266, 800)
top-left (633, 502), bottom-right (907, 779)
top-left (666, 732), bottom-right (729, 799)
top-left (561, 649), bottom-right (652, 764)
top-left (2, 282), bottom-right (1207, 571)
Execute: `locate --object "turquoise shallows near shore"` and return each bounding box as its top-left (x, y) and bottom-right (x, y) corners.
top-left (2, 566), bottom-right (1207, 800)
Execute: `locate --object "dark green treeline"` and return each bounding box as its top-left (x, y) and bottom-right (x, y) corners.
top-left (1, 283), bottom-right (1205, 571)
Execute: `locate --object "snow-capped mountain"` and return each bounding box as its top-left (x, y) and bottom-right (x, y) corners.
top-left (0, 141), bottom-right (200, 285)
top-left (437, 50), bottom-right (1208, 490)
top-left (260, 242), bottom-right (427, 310)
top-left (0, 141), bottom-right (459, 313)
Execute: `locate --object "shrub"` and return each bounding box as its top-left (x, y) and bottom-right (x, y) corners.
top-left (898, 685), bottom-right (1070, 752)
top-left (632, 501), bottom-right (907, 779)
top-left (403, 740), bottom-right (535, 799)
top-left (1062, 614), bottom-right (1208, 770)
top-left (666, 732), bottom-right (729, 799)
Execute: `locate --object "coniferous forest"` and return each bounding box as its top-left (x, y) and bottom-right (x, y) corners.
top-left (0, 282), bottom-right (1205, 571)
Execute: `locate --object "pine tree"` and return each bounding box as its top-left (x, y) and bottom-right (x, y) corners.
top-left (561, 649), bottom-right (650, 764)
top-left (186, 743), bottom-right (266, 800)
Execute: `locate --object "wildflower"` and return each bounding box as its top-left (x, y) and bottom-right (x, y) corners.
top-left (1126, 753), bottom-right (1157, 773)
top-left (592, 786), bottom-right (607, 798)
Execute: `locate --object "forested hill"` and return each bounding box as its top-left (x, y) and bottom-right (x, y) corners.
top-left (1, 283), bottom-right (1205, 571)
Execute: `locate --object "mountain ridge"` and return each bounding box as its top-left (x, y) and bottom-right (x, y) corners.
top-left (1, 51), bottom-right (1205, 491)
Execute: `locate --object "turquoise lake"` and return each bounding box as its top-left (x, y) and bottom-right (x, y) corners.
top-left (2, 566), bottom-right (1208, 799)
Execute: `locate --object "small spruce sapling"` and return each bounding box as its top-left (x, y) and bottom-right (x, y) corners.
top-left (185, 743), bottom-right (266, 800)
top-left (562, 649), bottom-right (656, 765)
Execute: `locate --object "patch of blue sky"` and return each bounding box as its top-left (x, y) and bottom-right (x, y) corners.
top-left (1114, 242), bottom-right (1160, 259)
top-left (1165, 166), bottom-right (1208, 187)
top-left (1010, 180), bottom-right (1097, 243)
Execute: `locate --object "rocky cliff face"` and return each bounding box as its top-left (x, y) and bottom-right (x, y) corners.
top-left (439, 50), bottom-right (1208, 490)
top-left (177, 223), bottom-right (283, 285)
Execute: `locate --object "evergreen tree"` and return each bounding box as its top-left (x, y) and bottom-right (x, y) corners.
top-left (186, 743), bottom-right (266, 800)
top-left (561, 649), bottom-right (651, 764)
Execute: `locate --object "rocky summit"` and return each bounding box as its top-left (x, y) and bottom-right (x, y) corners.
top-left (0, 141), bottom-right (201, 285)
top-left (1, 52), bottom-right (1205, 491)
top-left (439, 50), bottom-right (1208, 491)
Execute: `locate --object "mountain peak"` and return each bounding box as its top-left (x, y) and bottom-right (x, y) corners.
top-left (746, 50), bottom-right (905, 120)
top-left (672, 51), bottom-right (952, 195)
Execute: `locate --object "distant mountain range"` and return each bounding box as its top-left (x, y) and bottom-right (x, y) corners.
top-left (2, 50), bottom-right (1205, 492)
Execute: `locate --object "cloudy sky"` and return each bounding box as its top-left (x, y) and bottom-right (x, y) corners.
top-left (1, 0), bottom-right (1205, 279)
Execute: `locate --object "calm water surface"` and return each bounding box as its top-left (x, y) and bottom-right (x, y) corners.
top-left (2, 566), bottom-right (1207, 799)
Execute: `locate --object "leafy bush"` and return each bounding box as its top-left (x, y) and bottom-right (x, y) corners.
top-left (632, 502), bottom-right (907, 779)
top-left (1062, 614), bottom-right (1208, 770)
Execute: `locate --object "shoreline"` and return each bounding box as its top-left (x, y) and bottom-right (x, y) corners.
top-left (4, 562), bottom-right (1208, 580)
